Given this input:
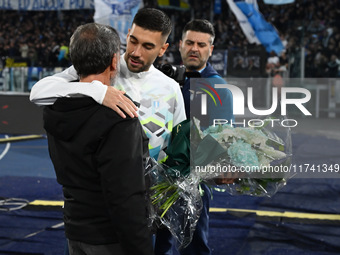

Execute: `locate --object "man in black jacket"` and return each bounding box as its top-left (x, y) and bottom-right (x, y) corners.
top-left (43, 23), bottom-right (153, 255)
top-left (155, 19), bottom-right (234, 255)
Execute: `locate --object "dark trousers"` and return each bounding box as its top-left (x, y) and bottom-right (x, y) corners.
top-left (67, 239), bottom-right (124, 255)
top-left (154, 183), bottom-right (211, 255)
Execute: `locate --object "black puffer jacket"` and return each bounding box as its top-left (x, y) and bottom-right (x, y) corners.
top-left (44, 96), bottom-right (152, 255)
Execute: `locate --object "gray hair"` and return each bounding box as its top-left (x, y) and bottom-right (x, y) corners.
top-left (69, 23), bottom-right (120, 78)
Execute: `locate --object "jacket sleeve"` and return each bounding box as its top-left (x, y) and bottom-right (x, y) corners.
top-left (95, 118), bottom-right (153, 255)
top-left (29, 66), bottom-right (107, 106)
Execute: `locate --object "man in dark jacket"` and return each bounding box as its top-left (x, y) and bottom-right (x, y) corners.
top-left (180, 19), bottom-right (234, 127)
top-left (155, 19), bottom-right (234, 255)
top-left (43, 23), bottom-right (153, 255)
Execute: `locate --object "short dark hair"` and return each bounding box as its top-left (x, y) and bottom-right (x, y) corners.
top-left (132, 8), bottom-right (172, 38)
top-left (69, 23), bottom-right (120, 78)
top-left (182, 19), bottom-right (215, 44)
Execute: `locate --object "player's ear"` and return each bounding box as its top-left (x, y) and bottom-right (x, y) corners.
top-left (209, 44), bottom-right (214, 56)
top-left (158, 43), bottom-right (169, 57)
top-left (110, 53), bottom-right (119, 76)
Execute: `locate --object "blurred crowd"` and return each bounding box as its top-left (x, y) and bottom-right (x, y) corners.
top-left (0, 10), bottom-right (94, 67)
top-left (0, 0), bottom-right (339, 77)
top-left (259, 0), bottom-right (340, 78)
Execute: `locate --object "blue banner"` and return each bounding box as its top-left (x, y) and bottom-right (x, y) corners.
top-left (236, 1), bottom-right (283, 55)
top-left (210, 50), bottom-right (228, 77)
top-left (214, 0), bottom-right (222, 14)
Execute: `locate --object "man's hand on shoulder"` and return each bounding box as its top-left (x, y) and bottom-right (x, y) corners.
top-left (103, 86), bottom-right (138, 118)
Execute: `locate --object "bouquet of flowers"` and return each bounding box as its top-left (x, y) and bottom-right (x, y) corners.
top-left (145, 119), bottom-right (204, 249)
top-left (145, 156), bottom-right (202, 249)
top-left (145, 116), bottom-right (292, 248)
top-left (192, 116), bottom-right (293, 197)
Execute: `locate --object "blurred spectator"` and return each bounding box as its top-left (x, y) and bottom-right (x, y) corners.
top-left (57, 40), bottom-right (70, 67)
top-left (326, 54), bottom-right (340, 77)
top-left (27, 46), bottom-right (38, 67)
top-left (266, 51), bottom-right (280, 75)
top-left (19, 42), bottom-right (29, 59)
